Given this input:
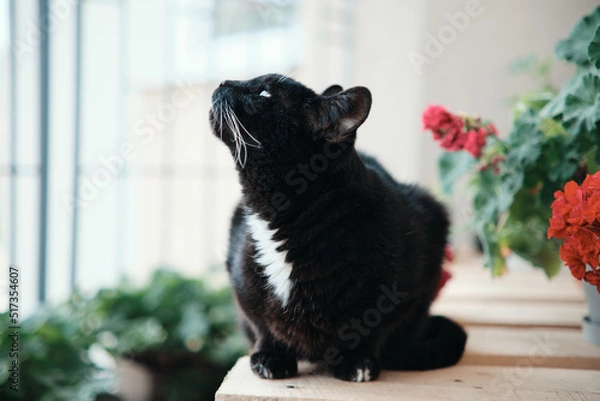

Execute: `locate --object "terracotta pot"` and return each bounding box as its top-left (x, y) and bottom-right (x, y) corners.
top-left (582, 280), bottom-right (600, 347)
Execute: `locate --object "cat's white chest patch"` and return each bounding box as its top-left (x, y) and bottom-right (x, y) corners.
top-left (246, 213), bottom-right (293, 307)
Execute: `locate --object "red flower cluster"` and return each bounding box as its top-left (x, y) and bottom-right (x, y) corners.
top-left (433, 246), bottom-right (455, 301)
top-left (548, 172), bottom-right (600, 292)
top-left (422, 105), bottom-right (497, 158)
top-left (444, 245), bottom-right (455, 262)
top-left (434, 269), bottom-right (452, 301)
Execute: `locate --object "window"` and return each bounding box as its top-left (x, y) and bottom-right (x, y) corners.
top-left (214, 0), bottom-right (298, 36)
top-left (4, 0), bottom-right (310, 315)
top-left (172, 0), bottom-right (304, 82)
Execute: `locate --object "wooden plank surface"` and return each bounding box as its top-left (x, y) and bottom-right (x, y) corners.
top-left (438, 252), bottom-right (584, 303)
top-left (431, 256), bottom-right (587, 327)
top-left (216, 357), bottom-right (600, 401)
top-left (216, 257), bottom-right (600, 401)
top-left (431, 299), bottom-right (587, 328)
top-left (439, 269), bottom-right (584, 303)
top-left (462, 327), bottom-right (600, 370)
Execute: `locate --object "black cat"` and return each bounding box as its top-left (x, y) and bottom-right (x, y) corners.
top-left (209, 74), bottom-right (467, 382)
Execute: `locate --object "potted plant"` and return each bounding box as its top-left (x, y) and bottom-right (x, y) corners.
top-left (80, 269), bottom-right (247, 401)
top-left (422, 5), bottom-right (600, 278)
top-left (547, 173), bottom-right (600, 345)
top-left (0, 307), bottom-right (116, 401)
top-left (0, 269), bottom-right (246, 401)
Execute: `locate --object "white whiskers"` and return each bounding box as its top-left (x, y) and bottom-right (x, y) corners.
top-left (277, 68), bottom-right (298, 84)
top-left (215, 100), bottom-right (262, 168)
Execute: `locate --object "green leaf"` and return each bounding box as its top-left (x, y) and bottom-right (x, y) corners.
top-left (555, 6), bottom-right (600, 66)
top-left (507, 54), bottom-right (553, 88)
top-left (499, 190), bottom-right (562, 278)
top-left (506, 117), bottom-right (544, 168)
top-left (508, 53), bottom-right (542, 75)
top-left (541, 85), bottom-right (570, 118)
top-left (588, 25), bottom-right (600, 72)
top-left (526, 240), bottom-right (563, 278)
top-left (471, 167), bottom-right (522, 226)
top-left (539, 118), bottom-right (568, 138)
top-left (504, 222), bottom-right (544, 256)
top-left (477, 222), bottom-right (507, 277)
top-left (538, 135), bottom-right (580, 184)
top-left (499, 170), bottom-right (525, 212)
top-left (473, 185), bottom-right (500, 223)
top-left (562, 73), bottom-right (600, 134)
top-left (506, 190), bottom-right (543, 221)
top-left (585, 145), bottom-right (600, 174)
top-left (438, 151), bottom-right (476, 194)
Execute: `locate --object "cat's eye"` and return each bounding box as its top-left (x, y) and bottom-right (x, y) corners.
top-left (259, 90), bottom-right (271, 98)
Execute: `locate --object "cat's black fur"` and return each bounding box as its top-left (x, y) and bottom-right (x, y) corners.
top-left (209, 74), bottom-right (467, 382)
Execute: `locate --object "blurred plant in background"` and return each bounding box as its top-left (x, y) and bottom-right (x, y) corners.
top-left (424, 6), bottom-right (600, 278)
top-left (0, 270), bottom-right (245, 401)
top-left (0, 306), bottom-right (113, 401)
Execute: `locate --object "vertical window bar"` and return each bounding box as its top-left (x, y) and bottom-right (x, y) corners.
top-left (159, 1), bottom-right (174, 266)
top-left (200, 3), bottom-right (215, 273)
top-left (115, 0), bottom-right (129, 276)
top-left (8, 0), bottom-right (17, 265)
top-left (38, 0), bottom-right (50, 303)
top-left (70, 0), bottom-right (83, 290)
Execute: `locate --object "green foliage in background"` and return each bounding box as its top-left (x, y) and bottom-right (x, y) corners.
top-left (0, 270), bottom-right (246, 401)
top-left (440, 6), bottom-right (600, 277)
top-left (0, 307), bottom-right (113, 401)
top-left (85, 270), bottom-right (245, 366)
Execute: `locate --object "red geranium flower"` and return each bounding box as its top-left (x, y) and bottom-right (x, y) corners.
top-left (422, 105), bottom-right (456, 132)
top-left (559, 241), bottom-right (586, 280)
top-left (439, 119), bottom-right (466, 151)
top-left (464, 128), bottom-right (488, 158)
top-left (548, 213), bottom-right (568, 239)
top-left (422, 105), bottom-right (497, 159)
top-left (548, 172), bottom-right (600, 292)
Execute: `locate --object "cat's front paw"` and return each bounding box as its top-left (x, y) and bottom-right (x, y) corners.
top-left (334, 356), bottom-right (380, 382)
top-left (250, 351), bottom-right (298, 379)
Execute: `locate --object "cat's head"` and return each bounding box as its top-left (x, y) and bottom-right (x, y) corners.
top-left (209, 74), bottom-right (371, 168)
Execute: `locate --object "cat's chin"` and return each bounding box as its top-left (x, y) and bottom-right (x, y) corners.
top-left (208, 108), bottom-right (219, 133)
top-left (208, 108), bottom-right (230, 146)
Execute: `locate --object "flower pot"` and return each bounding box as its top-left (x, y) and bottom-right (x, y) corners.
top-left (582, 281), bottom-right (600, 347)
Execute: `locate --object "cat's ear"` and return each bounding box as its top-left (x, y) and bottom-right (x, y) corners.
top-left (311, 87), bottom-right (372, 143)
top-left (321, 84), bottom-right (343, 96)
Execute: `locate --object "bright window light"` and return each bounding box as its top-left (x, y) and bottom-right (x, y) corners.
top-left (0, 0), bottom-right (8, 51)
